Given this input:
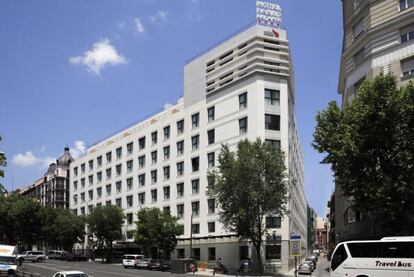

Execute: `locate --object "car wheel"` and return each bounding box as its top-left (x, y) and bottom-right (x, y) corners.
top-left (37, 258), bottom-right (42, 262)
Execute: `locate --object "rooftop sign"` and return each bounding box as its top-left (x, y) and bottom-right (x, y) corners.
top-left (256, 1), bottom-right (282, 28)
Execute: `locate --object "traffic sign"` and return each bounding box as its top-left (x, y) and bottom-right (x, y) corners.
top-left (290, 240), bottom-right (301, 257)
top-left (290, 235), bottom-right (301, 240)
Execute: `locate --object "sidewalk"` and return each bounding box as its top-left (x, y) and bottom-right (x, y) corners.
top-left (186, 268), bottom-right (295, 277)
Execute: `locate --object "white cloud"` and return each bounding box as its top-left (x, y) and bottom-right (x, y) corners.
top-left (12, 151), bottom-right (39, 167)
top-left (150, 10), bottom-right (168, 23)
top-left (12, 151), bottom-right (56, 168)
top-left (69, 38), bottom-right (126, 75)
top-left (134, 17), bottom-right (145, 34)
top-left (70, 140), bottom-right (86, 158)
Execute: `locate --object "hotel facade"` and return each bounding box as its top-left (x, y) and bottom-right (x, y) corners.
top-left (70, 22), bottom-right (307, 273)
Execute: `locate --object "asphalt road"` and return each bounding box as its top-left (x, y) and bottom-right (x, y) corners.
top-left (19, 258), bottom-right (331, 277)
top-left (19, 260), bottom-right (176, 277)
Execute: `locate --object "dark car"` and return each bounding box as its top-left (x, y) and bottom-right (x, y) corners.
top-left (160, 260), bottom-right (171, 271)
top-left (147, 259), bottom-right (162, 270)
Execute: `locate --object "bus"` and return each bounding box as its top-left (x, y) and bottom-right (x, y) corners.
top-left (0, 244), bottom-right (18, 277)
top-left (330, 237), bottom-right (414, 277)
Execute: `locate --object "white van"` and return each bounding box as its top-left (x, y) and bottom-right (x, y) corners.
top-left (0, 244), bottom-right (18, 277)
top-left (330, 236), bottom-right (414, 277)
top-left (122, 254), bottom-right (145, 268)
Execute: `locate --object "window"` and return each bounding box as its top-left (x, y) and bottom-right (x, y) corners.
top-left (116, 164), bottom-right (122, 176)
top-left (265, 139), bottom-right (281, 148)
top-left (127, 213), bottom-right (133, 225)
top-left (191, 179), bottom-right (199, 194)
top-left (177, 119), bottom-right (184, 134)
top-left (265, 89), bottom-right (280, 105)
top-left (97, 156), bottom-right (102, 167)
top-left (191, 157), bottom-right (200, 172)
top-left (97, 171), bottom-right (102, 183)
top-left (191, 223), bottom-right (200, 234)
top-left (151, 170), bottom-right (157, 183)
top-left (331, 244), bottom-right (348, 272)
top-left (208, 222), bottom-right (215, 233)
top-left (164, 206), bottom-right (170, 213)
top-left (127, 142), bottom-right (133, 155)
top-left (88, 190), bottom-right (93, 200)
top-left (177, 162), bottom-right (184, 176)
top-left (126, 177), bottom-right (133, 191)
top-left (401, 57), bottom-right (414, 80)
top-left (88, 175), bottom-right (93, 186)
top-left (116, 147), bottom-right (122, 160)
top-left (207, 106), bottom-right (215, 122)
top-left (106, 152), bottom-right (112, 163)
top-left (81, 163), bottom-right (85, 174)
top-left (163, 186), bottom-right (170, 200)
top-left (81, 178), bottom-right (85, 188)
top-left (106, 168), bottom-right (111, 179)
top-left (97, 187), bottom-right (102, 198)
top-left (177, 183), bottom-right (184, 197)
top-left (163, 146), bottom-right (170, 160)
top-left (138, 192), bottom-right (145, 205)
top-left (106, 184), bottom-right (111, 196)
top-left (401, 29), bottom-right (414, 43)
top-left (126, 195), bottom-right (133, 208)
top-left (354, 48), bottom-right (365, 67)
top-left (191, 113), bottom-right (200, 128)
top-left (352, 18), bottom-right (364, 39)
top-left (347, 242), bottom-right (414, 258)
top-left (207, 129), bottom-right (215, 144)
top-left (208, 248), bottom-right (216, 261)
top-left (151, 189), bottom-right (157, 202)
top-left (116, 198), bottom-right (122, 208)
top-left (127, 160), bottom-right (133, 173)
top-left (88, 160), bottom-right (94, 171)
top-left (192, 201), bottom-right (200, 216)
top-left (177, 249), bottom-right (185, 259)
top-left (73, 195), bottom-right (78, 204)
top-left (208, 152), bottom-right (215, 168)
top-left (208, 199), bottom-right (215, 214)
top-left (265, 114), bottom-right (280, 131)
top-left (192, 135), bottom-right (199, 151)
top-left (266, 216), bottom-right (281, 228)
top-left (400, 0), bottom-right (414, 11)
top-left (177, 204), bottom-right (184, 218)
top-left (265, 245), bottom-right (281, 260)
top-left (138, 155), bottom-right (146, 168)
top-left (74, 167), bottom-right (78, 177)
top-left (80, 192), bottom-right (85, 202)
top-left (239, 246), bottom-right (249, 260)
top-left (116, 181), bottom-right (122, 193)
top-left (164, 166), bottom-right (170, 180)
top-left (191, 248), bottom-right (200, 260)
top-left (138, 137), bottom-right (146, 150)
top-left (239, 117), bottom-right (248, 134)
top-left (105, 200), bottom-right (111, 206)
top-left (151, 131), bottom-right (158, 145)
top-left (150, 151), bottom-right (157, 165)
top-left (80, 207), bottom-right (85, 215)
top-left (73, 181), bottom-right (78, 191)
top-left (164, 126), bottom-right (170, 140)
top-left (177, 141), bottom-right (184, 155)
top-left (239, 92), bottom-right (247, 109)
top-left (138, 174), bottom-right (145, 186)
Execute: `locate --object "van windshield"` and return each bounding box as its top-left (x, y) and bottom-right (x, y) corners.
top-left (124, 256), bottom-right (135, 260)
top-left (0, 256), bottom-right (16, 265)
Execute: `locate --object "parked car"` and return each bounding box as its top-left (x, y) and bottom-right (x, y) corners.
top-left (63, 252), bottom-right (88, 262)
top-left (52, 271), bottom-right (89, 277)
top-left (16, 251), bottom-right (47, 263)
top-left (147, 259), bottom-right (162, 270)
top-left (136, 258), bottom-right (150, 269)
top-left (160, 260), bottom-right (171, 271)
top-left (298, 263), bottom-right (312, 275)
top-left (302, 260), bottom-right (315, 271)
top-left (122, 254), bottom-right (145, 268)
top-left (48, 250), bottom-right (67, 260)
top-left (305, 256), bottom-right (317, 267)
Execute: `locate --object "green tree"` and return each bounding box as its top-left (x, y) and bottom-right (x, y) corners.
top-left (0, 136), bottom-right (7, 195)
top-left (313, 75), bottom-right (414, 236)
top-left (41, 207), bottom-right (85, 250)
top-left (87, 205), bottom-right (125, 262)
top-left (208, 139), bottom-right (288, 274)
top-left (134, 207), bottom-right (182, 258)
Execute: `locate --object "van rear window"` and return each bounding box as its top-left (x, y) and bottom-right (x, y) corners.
top-left (348, 242), bottom-right (414, 258)
top-left (124, 256), bottom-right (135, 259)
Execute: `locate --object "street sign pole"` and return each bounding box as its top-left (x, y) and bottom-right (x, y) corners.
top-left (290, 235), bottom-right (301, 277)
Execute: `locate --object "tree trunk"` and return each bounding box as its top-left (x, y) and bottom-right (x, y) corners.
top-left (254, 242), bottom-right (263, 276)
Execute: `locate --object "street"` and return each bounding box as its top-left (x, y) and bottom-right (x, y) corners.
top-left (19, 258), bottom-right (331, 277)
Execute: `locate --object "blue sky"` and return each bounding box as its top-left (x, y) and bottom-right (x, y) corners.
top-left (0, 0), bottom-right (342, 216)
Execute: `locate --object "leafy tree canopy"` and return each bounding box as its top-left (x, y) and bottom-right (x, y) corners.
top-left (313, 75), bottom-right (414, 235)
top-left (208, 139), bottom-right (288, 274)
top-left (134, 207), bottom-right (182, 258)
top-left (0, 135), bottom-right (7, 194)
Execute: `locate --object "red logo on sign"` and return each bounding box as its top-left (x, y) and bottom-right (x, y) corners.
top-left (272, 30), bottom-right (279, 38)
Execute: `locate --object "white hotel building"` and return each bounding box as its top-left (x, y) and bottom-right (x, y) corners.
top-left (70, 22), bottom-right (307, 273)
